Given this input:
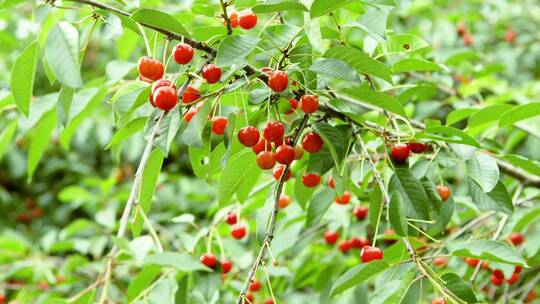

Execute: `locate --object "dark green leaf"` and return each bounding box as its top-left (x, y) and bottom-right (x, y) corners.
top-left (216, 35), bottom-right (260, 67)
top-left (11, 41), bottom-right (38, 116)
top-left (44, 22), bottom-right (82, 88)
top-left (218, 150), bottom-right (260, 207)
top-left (389, 167), bottom-right (430, 219)
top-left (466, 152), bottom-right (499, 192)
top-left (306, 189), bottom-right (335, 227)
top-left (253, 1), bottom-right (308, 13)
top-left (145, 252), bottom-right (210, 272)
top-left (330, 260), bottom-right (390, 296)
top-left (467, 178), bottom-right (513, 215)
top-left (448, 240), bottom-right (527, 266)
top-left (131, 8), bottom-right (190, 37)
top-left (389, 191), bottom-right (408, 236)
top-left (325, 46), bottom-right (392, 83)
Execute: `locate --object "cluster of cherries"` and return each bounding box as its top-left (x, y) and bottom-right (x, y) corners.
top-left (224, 9), bottom-right (258, 30)
top-left (456, 22), bottom-right (517, 46)
top-left (14, 198), bottom-right (44, 223)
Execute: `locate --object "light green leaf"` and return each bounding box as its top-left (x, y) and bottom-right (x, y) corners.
top-left (441, 273), bottom-right (478, 304)
top-left (310, 0), bottom-right (354, 18)
top-left (448, 240), bottom-right (527, 266)
top-left (512, 206), bottom-right (540, 232)
top-left (44, 22), bottom-right (82, 88)
top-left (110, 81), bottom-right (150, 121)
top-left (501, 154), bottom-right (540, 177)
top-left (499, 102), bottom-right (540, 127)
top-left (466, 152), bottom-right (499, 192)
top-left (389, 167), bottom-right (430, 219)
top-left (107, 117), bottom-right (148, 149)
top-left (28, 109), bottom-right (57, 180)
top-left (131, 8), bottom-right (190, 37)
top-left (127, 265), bottom-right (162, 301)
top-left (446, 108), bottom-right (477, 125)
top-left (391, 58), bottom-right (443, 73)
top-left (467, 178), bottom-right (513, 215)
top-left (218, 150), bottom-right (260, 207)
top-left (253, 1), bottom-right (308, 13)
top-left (312, 122), bottom-right (349, 169)
top-left (468, 104), bottom-right (513, 128)
top-left (216, 36), bottom-right (260, 67)
top-left (11, 41), bottom-right (38, 116)
top-left (305, 189), bottom-right (335, 227)
top-left (325, 46), bottom-right (392, 83)
top-left (331, 260), bottom-right (390, 296)
top-left (388, 191), bottom-right (408, 236)
top-left (182, 100), bottom-right (212, 147)
top-left (145, 252), bottom-right (210, 272)
top-left (352, 8), bottom-right (389, 41)
top-left (148, 276), bottom-right (178, 304)
top-left (387, 34), bottom-right (430, 54)
top-left (341, 89), bottom-right (407, 118)
top-left (0, 120), bottom-right (17, 161)
top-left (416, 126), bottom-right (480, 147)
top-left (309, 58), bottom-right (358, 81)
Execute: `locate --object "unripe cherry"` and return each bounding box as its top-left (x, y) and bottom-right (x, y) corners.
top-left (173, 43), bottom-right (194, 65)
top-left (433, 257), bottom-right (448, 267)
top-left (226, 10), bottom-right (239, 28)
top-left (257, 151), bottom-right (276, 170)
top-left (294, 145), bottom-right (304, 160)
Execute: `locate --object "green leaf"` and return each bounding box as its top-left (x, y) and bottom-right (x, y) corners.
top-left (441, 273), bottom-right (478, 304)
top-left (127, 265), bottom-right (162, 301)
top-left (310, 0), bottom-right (354, 18)
top-left (341, 89), bottom-right (407, 118)
top-left (467, 178), bottom-right (513, 215)
top-left (27, 109), bottom-right (57, 181)
top-left (149, 276), bottom-right (178, 304)
top-left (253, 1), bottom-right (308, 13)
top-left (369, 184), bottom-right (383, 228)
top-left (216, 35), bottom-right (260, 67)
top-left (131, 8), bottom-right (190, 37)
top-left (330, 260), bottom-right (390, 296)
top-left (466, 152), bottom-right (499, 192)
top-left (0, 0), bottom-right (25, 10)
top-left (512, 206), bottom-right (540, 232)
top-left (44, 22), bottom-right (82, 88)
top-left (145, 252), bottom-right (210, 272)
top-left (446, 108), bottom-right (477, 125)
top-left (325, 46), bottom-right (393, 83)
top-left (501, 154), bottom-right (540, 177)
top-left (110, 81), bottom-right (150, 121)
top-left (305, 189), bottom-right (335, 227)
top-left (11, 41), bottom-right (38, 116)
top-left (420, 177), bottom-right (442, 212)
top-left (312, 122), bottom-right (349, 169)
top-left (58, 86), bottom-right (75, 126)
top-left (448, 240), bottom-right (527, 266)
top-left (387, 34), bottom-right (430, 54)
top-left (154, 112), bottom-right (181, 154)
top-left (133, 148), bottom-right (165, 237)
top-left (218, 150), bottom-right (260, 207)
top-left (309, 58), bottom-right (359, 81)
top-left (182, 100), bottom-right (212, 147)
top-left (0, 120), bottom-right (17, 161)
top-left (499, 102), bottom-right (540, 127)
top-left (306, 144), bottom-right (335, 175)
top-left (416, 126), bottom-right (480, 147)
top-left (391, 58), bottom-right (443, 73)
top-left (352, 8), bottom-right (389, 41)
top-left (107, 117), bottom-right (148, 149)
top-left (388, 191), bottom-right (408, 236)
top-left (389, 167), bottom-right (430, 220)
top-left (294, 172), bottom-right (316, 209)
top-left (468, 104), bottom-right (513, 128)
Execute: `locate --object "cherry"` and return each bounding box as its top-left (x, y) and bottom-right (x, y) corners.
top-left (268, 70), bottom-right (289, 92)
top-left (391, 143), bottom-right (410, 164)
top-left (285, 98), bottom-right (298, 114)
top-left (238, 126), bottom-right (260, 147)
top-left (182, 86), bottom-right (200, 104)
top-left (302, 132), bottom-right (323, 153)
top-left (225, 213), bottom-right (238, 225)
top-left (294, 145), bottom-right (304, 160)
top-left (264, 299), bottom-right (274, 304)
top-left (493, 269), bottom-right (505, 279)
top-left (38, 280), bottom-right (49, 290)
top-left (353, 205), bottom-right (368, 220)
top-left (138, 56), bottom-right (164, 82)
top-left (200, 253), bottom-right (217, 268)
top-left (238, 10), bottom-right (257, 30)
top-left (0, 293), bottom-right (5, 303)
top-left (515, 265), bottom-right (523, 273)
top-left (202, 64), bottom-right (222, 84)
top-left (335, 191), bottom-right (351, 205)
top-left (184, 108), bottom-right (198, 123)
top-left (433, 257), bottom-right (447, 267)
top-left (150, 79), bottom-right (176, 107)
top-left (436, 185), bottom-right (451, 202)
top-left (408, 142), bottom-right (427, 153)
top-left (257, 151), bottom-right (275, 170)
top-left (249, 279), bottom-right (262, 292)
top-left (211, 116), bottom-right (228, 135)
top-left (226, 10), bottom-right (239, 28)
top-left (273, 165), bottom-right (291, 181)
top-left (328, 177), bottom-right (335, 188)
top-left (351, 237), bottom-right (370, 249)
top-left (263, 121), bottom-right (285, 142)
top-left (153, 86), bottom-right (178, 111)
top-left (231, 223), bottom-right (247, 239)
top-left (465, 258), bottom-right (480, 268)
top-left (260, 67), bottom-right (273, 75)
top-left (274, 144), bottom-right (295, 165)
top-left (245, 293), bottom-right (254, 302)
top-left (526, 290), bottom-right (537, 302)
top-left (456, 23), bottom-right (467, 36)
top-left (300, 95), bottom-right (319, 114)
top-left (324, 231), bottom-right (339, 245)
top-left (252, 139), bottom-right (272, 155)
top-left (338, 240), bottom-right (353, 253)
top-left (507, 272), bottom-right (520, 285)
top-left (221, 259), bottom-right (233, 274)
top-left (302, 173), bottom-right (321, 188)
top-left (491, 273), bottom-right (504, 286)
top-left (431, 298), bottom-right (447, 304)
top-left (361, 246), bottom-right (383, 263)
top-left (173, 43), bottom-right (194, 65)
top-left (383, 229), bottom-right (397, 244)
top-left (463, 33), bottom-right (474, 45)
top-left (508, 232), bottom-right (524, 246)
top-left (482, 261), bottom-right (490, 270)
top-left (278, 194), bottom-right (291, 209)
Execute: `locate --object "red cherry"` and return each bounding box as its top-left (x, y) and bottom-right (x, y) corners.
top-left (526, 290), bottom-right (537, 302)
top-left (238, 10), bottom-right (257, 30)
top-left (383, 229), bottom-right (397, 244)
top-left (463, 33), bottom-right (474, 45)
top-left (252, 139), bottom-right (272, 155)
top-left (436, 185), bottom-right (451, 202)
top-left (302, 132), bottom-right (323, 153)
top-left (231, 223), bottom-right (247, 239)
top-left (0, 293), bottom-right (5, 303)
top-left (182, 86), bottom-right (200, 104)
top-left (508, 232), bottom-right (524, 246)
top-left (491, 273), bottom-right (504, 286)
top-left (338, 240), bottom-right (353, 253)
top-left (482, 261), bottom-right (490, 270)
top-left (285, 98), bottom-right (298, 114)
top-left (226, 10), bottom-right (239, 28)
top-left (225, 213), bottom-right (238, 225)
top-left (238, 126), bottom-right (260, 147)
top-left (274, 144), bottom-right (295, 165)
top-left (138, 56), bottom-right (164, 82)
top-left (263, 121), bottom-right (285, 142)
top-left (391, 143), bottom-right (410, 164)
top-left (351, 237), bottom-right (370, 249)
top-left (360, 246), bottom-right (383, 263)
top-left (202, 64), bottom-right (222, 84)
top-left (153, 86), bottom-right (178, 111)
top-left (431, 298), bottom-right (447, 304)
top-left (245, 293), bottom-right (254, 302)
top-left (200, 253), bottom-right (217, 268)
top-left (264, 299), bottom-right (274, 304)
top-left (278, 194), bottom-right (291, 209)
top-left (324, 231), bottom-right (339, 245)
top-left (221, 259), bottom-right (233, 274)
top-left (505, 28), bottom-right (516, 43)
top-left (184, 108), bottom-right (198, 122)
top-left (294, 145), bottom-right (304, 160)
top-left (150, 79), bottom-right (176, 107)
top-left (173, 43), bottom-right (194, 65)
top-left (256, 151), bottom-right (276, 170)
top-left (465, 258), bottom-right (480, 268)
top-left (335, 191), bottom-right (351, 205)
top-left (514, 265), bottom-right (523, 273)
top-left (456, 23), bottom-right (467, 36)
top-left (302, 173), bottom-right (321, 188)
top-left (493, 269), bottom-right (505, 279)
top-left (260, 67), bottom-right (273, 75)
top-left (211, 116), bottom-right (228, 135)
top-left (328, 177), bottom-right (334, 188)
top-left (433, 257), bottom-right (448, 267)
top-left (273, 165), bottom-right (291, 181)
top-left (408, 142), bottom-right (427, 153)
top-left (507, 272), bottom-right (519, 285)
top-left (300, 95), bottom-right (319, 114)
top-left (268, 70), bottom-right (289, 92)
top-left (353, 205), bottom-right (368, 220)
top-left (249, 279), bottom-right (261, 292)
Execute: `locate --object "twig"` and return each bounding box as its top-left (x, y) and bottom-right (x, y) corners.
top-left (136, 204), bottom-right (164, 253)
top-left (219, 0), bottom-right (232, 35)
